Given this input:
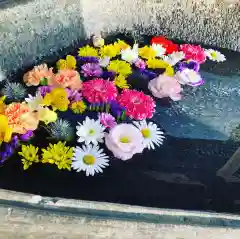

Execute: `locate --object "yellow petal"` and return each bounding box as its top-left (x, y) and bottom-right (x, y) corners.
top-left (66, 55), bottom-right (77, 69)
top-left (4, 127), bottom-right (13, 143)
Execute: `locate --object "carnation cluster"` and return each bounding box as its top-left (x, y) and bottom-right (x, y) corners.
top-left (0, 35), bottom-right (225, 176)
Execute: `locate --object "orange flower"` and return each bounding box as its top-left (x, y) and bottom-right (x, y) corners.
top-left (23, 64), bottom-right (54, 86)
top-left (51, 70), bottom-right (82, 90)
top-left (5, 103), bottom-right (39, 134)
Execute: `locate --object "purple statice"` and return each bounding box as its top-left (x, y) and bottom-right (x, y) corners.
top-left (139, 69), bottom-right (157, 80)
top-left (109, 100), bottom-right (126, 118)
top-left (101, 71), bottom-right (116, 80)
top-left (66, 89), bottom-right (82, 103)
top-left (10, 135), bottom-right (19, 147)
top-left (37, 86), bottom-right (54, 97)
top-left (178, 60), bottom-right (200, 72)
top-left (81, 63), bottom-right (103, 77)
top-left (77, 56), bottom-right (99, 64)
top-left (19, 131), bottom-right (33, 141)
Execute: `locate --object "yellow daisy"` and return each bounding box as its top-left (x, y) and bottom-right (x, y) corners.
top-left (113, 40), bottom-right (130, 54)
top-left (100, 44), bottom-right (119, 59)
top-left (70, 101), bottom-right (87, 114)
top-left (107, 60), bottom-right (132, 76)
top-left (78, 45), bottom-right (98, 57)
top-left (41, 141), bottom-right (73, 171)
top-left (56, 55), bottom-right (77, 70)
top-left (18, 145), bottom-right (39, 170)
top-left (146, 58), bottom-right (169, 69)
top-left (114, 75), bottom-right (130, 89)
top-left (139, 46), bottom-right (157, 59)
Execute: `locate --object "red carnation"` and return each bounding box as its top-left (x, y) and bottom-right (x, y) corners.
top-left (151, 36), bottom-right (178, 54)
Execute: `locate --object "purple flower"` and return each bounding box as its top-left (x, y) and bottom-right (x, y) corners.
top-left (38, 86), bottom-right (54, 97)
top-left (139, 69), bottom-right (157, 80)
top-left (81, 63), bottom-right (103, 77)
top-left (66, 89), bottom-right (82, 103)
top-left (178, 60), bottom-right (200, 72)
top-left (77, 56), bottom-right (99, 64)
top-left (109, 100), bottom-right (126, 117)
top-left (20, 131), bottom-right (33, 141)
top-left (101, 71), bottom-right (116, 80)
top-left (98, 113), bottom-right (117, 129)
top-left (11, 135), bottom-right (19, 148)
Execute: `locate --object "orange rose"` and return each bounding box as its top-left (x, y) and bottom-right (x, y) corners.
top-left (5, 103), bottom-right (39, 134)
top-left (52, 70), bottom-right (82, 90)
top-left (23, 64), bottom-right (54, 86)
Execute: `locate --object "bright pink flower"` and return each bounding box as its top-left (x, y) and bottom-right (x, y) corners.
top-left (82, 78), bottom-right (118, 103)
top-left (105, 123), bottom-right (144, 161)
top-left (117, 89), bottom-right (156, 120)
top-left (180, 44), bottom-right (206, 64)
top-left (98, 113), bottom-right (116, 129)
top-left (148, 75), bottom-right (182, 101)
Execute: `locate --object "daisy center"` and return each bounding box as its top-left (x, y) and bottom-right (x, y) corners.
top-left (141, 128), bottom-right (151, 138)
top-left (83, 155), bottom-right (96, 165)
top-left (210, 52), bottom-right (217, 59)
top-left (120, 136), bottom-right (131, 143)
top-left (88, 129), bottom-right (95, 136)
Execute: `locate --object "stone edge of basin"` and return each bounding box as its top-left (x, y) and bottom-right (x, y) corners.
top-left (1, 0), bottom-right (240, 75)
top-left (0, 189), bottom-right (240, 228)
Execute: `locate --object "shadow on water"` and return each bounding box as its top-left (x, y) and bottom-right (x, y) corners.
top-left (0, 0), bottom-right (33, 9)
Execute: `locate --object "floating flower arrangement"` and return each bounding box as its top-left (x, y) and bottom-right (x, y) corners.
top-left (0, 35), bottom-right (226, 175)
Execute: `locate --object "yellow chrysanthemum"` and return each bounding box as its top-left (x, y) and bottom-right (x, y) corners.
top-left (139, 46), bottom-right (156, 59)
top-left (113, 40), bottom-right (130, 54)
top-left (41, 141), bottom-right (73, 171)
top-left (56, 55), bottom-right (76, 70)
top-left (146, 58), bottom-right (169, 69)
top-left (70, 101), bottom-right (87, 114)
top-left (107, 60), bottom-right (132, 76)
top-left (43, 88), bottom-right (70, 112)
top-left (0, 96), bottom-right (6, 114)
top-left (114, 75), bottom-right (130, 89)
top-left (100, 44), bottom-right (119, 59)
top-left (18, 145), bottom-right (39, 170)
top-left (78, 45), bottom-right (98, 57)
top-left (164, 65), bottom-right (175, 77)
top-left (0, 114), bottom-right (13, 145)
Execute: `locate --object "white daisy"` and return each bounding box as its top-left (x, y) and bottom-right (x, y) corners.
top-left (162, 51), bottom-right (185, 66)
top-left (121, 44), bottom-right (139, 63)
top-left (76, 117), bottom-right (105, 145)
top-left (133, 120), bottom-right (165, 150)
top-left (151, 43), bottom-right (166, 57)
top-left (25, 92), bottom-right (43, 111)
top-left (72, 144), bottom-right (109, 176)
top-left (205, 49), bottom-right (226, 62)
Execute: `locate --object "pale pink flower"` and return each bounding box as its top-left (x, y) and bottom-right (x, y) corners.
top-left (105, 124), bottom-right (144, 161)
top-left (52, 70), bottom-right (82, 90)
top-left (180, 44), bottom-right (206, 64)
top-left (175, 69), bottom-right (204, 87)
top-left (148, 75), bottom-right (183, 101)
top-left (117, 89), bottom-right (156, 120)
top-left (23, 64), bottom-right (54, 86)
top-left (134, 58), bottom-right (146, 69)
top-left (98, 113), bottom-right (116, 129)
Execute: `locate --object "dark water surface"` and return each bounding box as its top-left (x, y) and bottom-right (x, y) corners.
top-left (0, 34), bottom-right (239, 214)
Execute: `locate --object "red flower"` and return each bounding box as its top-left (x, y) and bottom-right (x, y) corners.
top-left (117, 89), bottom-right (156, 120)
top-left (180, 44), bottom-right (206, 64)
top-left (151, 36), bottom-right (178, 54)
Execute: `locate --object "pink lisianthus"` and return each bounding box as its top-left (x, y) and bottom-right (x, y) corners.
top-left (98, 113), bottom-right (116, 129)
top-left (82, 78), bottom-right (118, 103)
top-left (117, 89), bottom-right (156, 120)
top-left (175, 69), bottom-right (204, 87)
top-left (148, 75), bottom-right (183, 101)
top-left (105, 124), bottom-right (144, 161)
top-left (180, 44), bottom-right (206, 64)
top-left (51, 70), bottom-right (82, 90)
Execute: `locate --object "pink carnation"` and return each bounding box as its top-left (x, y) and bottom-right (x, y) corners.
top-left (52, 70), bottom-right (82, 90)
top-left (98, 113), bottom-right (116, 129)
top-left (82, 78), bottom-right (118, 103)
top-left (148, 75), bottom-right (182, 101)
top-left (105, 123), bottom-right (144, 161)
top-left (117, 89), bottom-right (156, 120)
top-left (180, 44), bottom-right (206, 64)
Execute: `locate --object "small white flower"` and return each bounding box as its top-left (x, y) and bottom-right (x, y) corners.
top-left (205, 49), bottom-right (226, 62)
top-left (72, 144), bottom-right (109, 176)
top-left (76, 117), bottom-right (105, 145)
top-left (152, 43), bottom-right (166, 57)
top-left (133, 120), bottom-right (165, 150)
top-left (25, 92), bottom-right (43, 111)
top-left (99, 56), bottom-right (110, 67)
top-left (162, 51), bottom-right (185, 66)
top-left (121, 44), bottom-right (139, 63)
